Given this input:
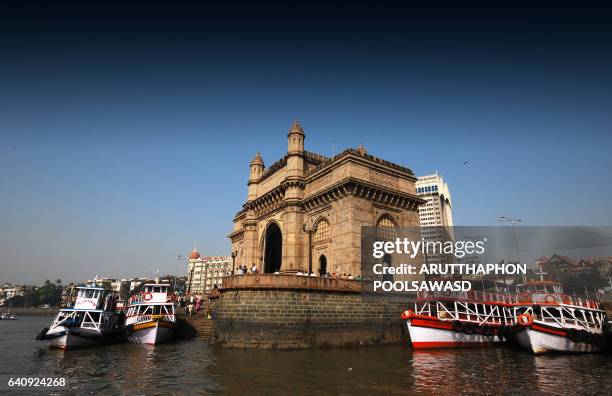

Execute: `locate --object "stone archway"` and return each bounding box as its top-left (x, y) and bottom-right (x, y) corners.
top-left (383, 253), bottom-right (393, 282)
top-left (263, 222), bottom-right (282, 273)
top-left (318, 255), bottom-right (328, 276)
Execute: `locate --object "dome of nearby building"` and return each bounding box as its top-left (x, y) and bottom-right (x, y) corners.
top-left (189, 249), bottom-right (201, 260)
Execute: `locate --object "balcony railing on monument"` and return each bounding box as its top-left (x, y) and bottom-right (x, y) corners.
top-left (221, 274), bottom-right (368, 293)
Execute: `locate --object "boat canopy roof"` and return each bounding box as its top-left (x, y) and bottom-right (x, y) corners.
top-left (60, 308), bottom-right (104, 312)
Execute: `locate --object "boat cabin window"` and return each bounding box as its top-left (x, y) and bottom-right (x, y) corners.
top-left (144, 285), bottom-right (168, 293)
top-left (79, 289), bottom-right (99, 299)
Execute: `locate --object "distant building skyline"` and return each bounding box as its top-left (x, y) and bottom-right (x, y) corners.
top-left (186, 249), bottom-right (232, 295)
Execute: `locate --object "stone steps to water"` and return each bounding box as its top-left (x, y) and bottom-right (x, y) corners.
top-left (177, 312), bottom-right (215, 341)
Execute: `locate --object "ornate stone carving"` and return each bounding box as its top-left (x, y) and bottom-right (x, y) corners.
top-left (305, 172), bottom-right (333, 195)
top-left (369, 169), bottom-right (399, 189)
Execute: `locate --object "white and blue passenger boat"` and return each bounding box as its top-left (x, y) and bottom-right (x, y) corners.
top-left (37, 282), bottom-right (125, 350)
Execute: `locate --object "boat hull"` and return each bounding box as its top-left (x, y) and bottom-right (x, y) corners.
top-left (514, 325), bottom-right (601, 354)
top-left (407, 319), bottom-right (504, 349)
top-left (127, 321), bottom-right (175, 345)
top-left (45, 329), bottom-right (101, 350)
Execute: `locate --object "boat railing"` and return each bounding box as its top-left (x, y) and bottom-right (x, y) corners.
top-left (564, 296), bottom-right (600, 309)
top-left (129, 294), bottom-right (172, 305)
top-left (414, 299), bottom-right (515, 326)
top-left (80, 311), bottom-right (102, 331)
top-left (417, 291), bottom-right (601, 309)
top-left (417, 290), bottom-right (519, 304)
top-left (516, 293), bottom-right (601, 309)
top-left (52, 311), bottom-right (80, 328)
top-left (519, 304), bottom-right (605, 331)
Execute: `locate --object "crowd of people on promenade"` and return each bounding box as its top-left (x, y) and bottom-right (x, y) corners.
top-left (177, 288), bottom-right (218, 318)
top-left (177, 293), bottom-right (199, 317)
top-left (176, 267), bottom-right (367, 318)
top-left (226, 264), bottom-right (364, 281)
top-left (231, 264), bottom-right (259, 275)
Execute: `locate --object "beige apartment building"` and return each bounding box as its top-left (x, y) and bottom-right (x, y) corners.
top-left (187, 249), bottom-right (232, 294)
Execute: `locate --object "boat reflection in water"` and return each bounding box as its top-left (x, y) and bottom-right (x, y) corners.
top-left (9, 314), bottom-right (612, 395)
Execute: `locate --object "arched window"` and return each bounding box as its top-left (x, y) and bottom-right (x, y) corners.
top-left (313, 219), bottom-right (331, 243)
top-left (377, 216), bottom-right (397, 241)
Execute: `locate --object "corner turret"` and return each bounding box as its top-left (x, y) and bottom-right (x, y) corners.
top-left (287, 120), bottom-right (305, 154)
top-left (248, 152), bottom-right (265, 201)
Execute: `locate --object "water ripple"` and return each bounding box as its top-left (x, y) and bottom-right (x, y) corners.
top-left (1, 317), bottom-right (610, 395)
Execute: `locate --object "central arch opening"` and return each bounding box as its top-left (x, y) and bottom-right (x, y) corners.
top-left (264, 222), bottom-right (282, 273)
top-left (319, 255), bottom-right (327, 276)
top-left (383, 253), bottom-right (393, 282)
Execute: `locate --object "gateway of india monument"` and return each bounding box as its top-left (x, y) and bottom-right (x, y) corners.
top-left (215, 121), bottom-right (426, 348)
top-left (228, 120), bottom-right (424, 277)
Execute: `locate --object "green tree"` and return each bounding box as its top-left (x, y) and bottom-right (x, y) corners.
top-left (53, 279), bottom-right (63, 306)
top-left (38, 280), bottom-right (56, 305)
top-left (23, 287), bottom-right (39, 307)
top-left (5, 295), bottom-right (25, 307)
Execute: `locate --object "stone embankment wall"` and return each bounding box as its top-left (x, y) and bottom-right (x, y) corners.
top-left (213, 275), bottom-right (412, 348)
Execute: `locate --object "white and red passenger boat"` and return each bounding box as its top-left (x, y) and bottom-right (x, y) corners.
top-left (511, 280), bottom-right (606, 354)
top-left (402, 290), bottom-right (516, 349)
top-left (125, 282), bottom-right (176, 345)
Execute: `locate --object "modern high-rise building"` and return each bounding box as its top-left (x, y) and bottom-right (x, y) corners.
top-left (416, 173), bottom-right (454, 265)
top-left (416, 172), bottom-right (453, 228)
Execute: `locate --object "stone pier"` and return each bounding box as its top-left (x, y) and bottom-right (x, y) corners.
top-left (212, 275), bottom-right (413, 348)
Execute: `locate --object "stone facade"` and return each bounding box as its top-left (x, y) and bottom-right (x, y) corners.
top-left (228, 121), bottom-right (425, 277)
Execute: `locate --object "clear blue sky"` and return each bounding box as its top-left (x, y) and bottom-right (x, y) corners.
top-left (1, 3), bottom-right (611, 284)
